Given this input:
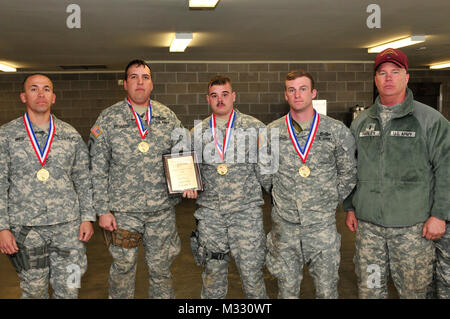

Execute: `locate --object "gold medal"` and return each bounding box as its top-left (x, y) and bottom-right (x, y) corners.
top-left (217, 163), bottom-right (228, 175)
top-left (138, 141), bottom-right (149, 153)
top-left (299, 165), bottom-right (310, 178)
top-left (37, 168), bottom-right (50, 182)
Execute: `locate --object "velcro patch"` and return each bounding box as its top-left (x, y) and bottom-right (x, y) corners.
top-left (91, 125), bottom-right (102, 138)
top-left (360, 131), bottom-right (380, 137)
top-left (390, 131), bottom-right (416, 137)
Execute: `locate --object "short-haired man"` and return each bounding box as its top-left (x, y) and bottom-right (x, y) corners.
top-left (89, 59), bottom-right (195, 299)
top-left (344, 48), bottom-right (449, 298)
top-left (191, 75), bottom-right (270, 298)
top-left (265, 70), bottom-right (357, 298)
top-left (0, 74), bottom-right (95, 298)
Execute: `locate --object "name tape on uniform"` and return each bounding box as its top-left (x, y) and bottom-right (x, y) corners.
top-left (390, 131), bottom-right (416, 137)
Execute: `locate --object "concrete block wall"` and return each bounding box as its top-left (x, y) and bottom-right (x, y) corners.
top-left (150, 62), bottom-right (374, 131)
top-left (0, 63), bottom-right (448, 142)
top-left (409, 69), bottom-right (450, 120)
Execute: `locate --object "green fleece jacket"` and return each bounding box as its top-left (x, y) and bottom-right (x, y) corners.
top-left (344, 88), bottom-right (450, 226)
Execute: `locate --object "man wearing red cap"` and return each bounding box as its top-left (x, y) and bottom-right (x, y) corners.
top-left (344, 48), bottom-right (449, 298)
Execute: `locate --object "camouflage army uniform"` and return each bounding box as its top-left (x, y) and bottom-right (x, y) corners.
top-left (435, 222), bottom-right (450, 299)
top-left (89, 98), bottom-right (186, 299)
top-left (354, 220), bottom-right (434, 299)
top-left (265, 113), bottom-right (356, 299)
top-left (343, 90), bottom-right (450, 299)
top-left (192, 109), bottom-right (270, 299)
top-left (0, 115), bottom-right (95, 298)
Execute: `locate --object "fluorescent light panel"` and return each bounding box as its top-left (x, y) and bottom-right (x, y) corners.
top-left (368, 35), bottom-right (426, 53)
top-left (0, 63), bottom-right (16, 72)
top-left (170, 33), bottom-right (193, 52)
top-left (430, 62), bottom-right (450, 70)
top-left (189, 0), bottom-right (219, 8)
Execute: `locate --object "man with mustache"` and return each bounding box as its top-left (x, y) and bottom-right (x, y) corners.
top-left (191, 75), bottom-right (270, 298)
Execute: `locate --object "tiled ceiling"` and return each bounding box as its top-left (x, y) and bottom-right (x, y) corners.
top-left (0, 0), bottom-right (449, 71)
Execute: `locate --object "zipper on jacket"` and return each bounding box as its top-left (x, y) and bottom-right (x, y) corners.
top-left (378, 115), bottom-right (388, 221)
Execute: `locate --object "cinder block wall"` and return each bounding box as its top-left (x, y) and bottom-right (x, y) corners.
top-left (1, 62), bottom-right (448, 142)
top-left (409, 69), bottom-right (450, 120)
top-left (150, 62), bottom-right (374, 130)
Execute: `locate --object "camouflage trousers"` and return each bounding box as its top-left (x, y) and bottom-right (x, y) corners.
top-left (266, 207), bottom-right (341, 299)
top-left (195, 206), bottom-right (267, 299)
top-left (435, 222), bottom-right (450, 299)
top-left (354, 220), bottom-right (434, 299)
top-left (10, 220), bottom-right (87, 299)
top-left (108, 208), bottom-right (180, 299)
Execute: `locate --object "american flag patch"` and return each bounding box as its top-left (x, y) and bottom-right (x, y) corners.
top-left (91, 125), bottom-right (102, 138)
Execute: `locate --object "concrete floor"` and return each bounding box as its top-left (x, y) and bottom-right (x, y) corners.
top-left (0, 193), bottom-right (398, 299)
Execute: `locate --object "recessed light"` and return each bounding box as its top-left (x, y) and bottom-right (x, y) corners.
top-left (430, 62), bottom-right (450, 70)
top-left (0, 63), bottom-right (17, 72)
top-left (368, 36), bottom-right (426, 53)
top-left (189, 0), bottom-right (219, 8)
top-left (169, 33), bottom-right (193, 52)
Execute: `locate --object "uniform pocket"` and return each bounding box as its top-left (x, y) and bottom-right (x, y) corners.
top-left (265, 231), bottom-right (284, 280)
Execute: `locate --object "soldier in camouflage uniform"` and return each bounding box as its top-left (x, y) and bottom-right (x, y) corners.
top-left (265, 70), bottom-right (357, 299)
top-left (344, 48), bottom-right (449, 299)
top-left (0, 74), bottom-right (95, 298)
top-left (88, 60), bottom-right (195, 299)
top-left (191, 75), bottom-right (270, 299)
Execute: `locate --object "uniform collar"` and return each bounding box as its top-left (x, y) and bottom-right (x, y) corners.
top-left (124, 97), bottom-right (161, 119)
top-left (208, 108), bottom-right (241, 127)
top-left (368, 88), bottom-right (414, 119)
top-left (27, 114), bottom-right (58, 133)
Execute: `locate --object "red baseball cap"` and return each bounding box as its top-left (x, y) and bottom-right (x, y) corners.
top-left (374, 48), bottom-right (409, 71)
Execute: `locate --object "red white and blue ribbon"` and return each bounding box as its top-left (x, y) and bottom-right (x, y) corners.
top-left (210, 110), bottom-right (236, 161)
top-left (285, 110), bottom-right (320, 163)
top-left (127, 97), bottom-right (152, 139)
top-left (23, 113), bottom-right (55, 166)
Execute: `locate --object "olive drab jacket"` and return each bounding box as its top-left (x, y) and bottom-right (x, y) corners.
top-left (344, 88), bottom-right (450, 226)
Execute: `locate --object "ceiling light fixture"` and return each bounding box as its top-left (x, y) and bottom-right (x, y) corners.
top-left (430, 62), bottom-right (450, 70)
top-left (367, 35), bottom-right (426, 53)
top-left (0, 63), bottom-right (17, 72)
top-left (169, 33), bottom-right (193, 52)
top-left (189, 0), bottom-right (219, 8)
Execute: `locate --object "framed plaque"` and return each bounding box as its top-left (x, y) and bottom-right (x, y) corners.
top-left (162, 151), bottom-right (203, 194)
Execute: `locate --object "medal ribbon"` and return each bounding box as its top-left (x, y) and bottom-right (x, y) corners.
top-left (127, 98), bottom-right (152, 139)
top-left (285, 110), bottom-right (320, 163)
top-left (23, 113), bottom-right (55, 167)
top-left (210, 109), bottom-right (236, 161)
